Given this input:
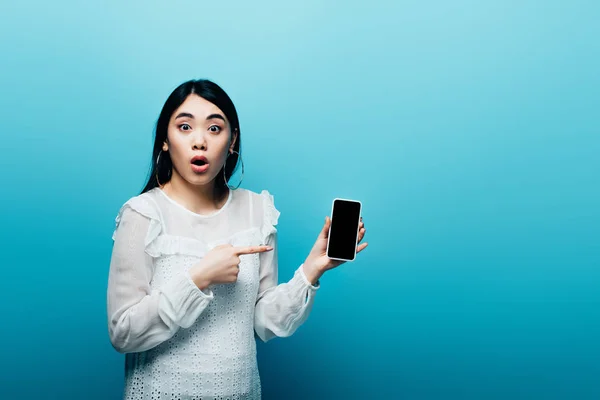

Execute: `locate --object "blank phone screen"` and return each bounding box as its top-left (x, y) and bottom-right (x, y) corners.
top-left (327, 199), bottom-right (361, 260)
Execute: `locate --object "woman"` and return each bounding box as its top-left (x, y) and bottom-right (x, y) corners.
top-left (107, 79), bottom-right (368, 399)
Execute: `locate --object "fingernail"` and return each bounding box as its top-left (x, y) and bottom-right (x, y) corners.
top-left (266, 246), bottom-right (273, 250)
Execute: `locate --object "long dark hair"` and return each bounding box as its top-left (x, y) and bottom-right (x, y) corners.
top-left (140, 79), bottom-right (242, 195)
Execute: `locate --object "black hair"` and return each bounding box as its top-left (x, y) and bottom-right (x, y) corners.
top-left (140, 79), bottom-right (241, 195)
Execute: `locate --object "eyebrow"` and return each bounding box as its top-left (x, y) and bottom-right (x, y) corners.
top-left (175, 112), bottom-right (195, 120)
top-left (206, 113), bottom-right (226, 122)
top-left (175, 112), bottom-right (226, 122)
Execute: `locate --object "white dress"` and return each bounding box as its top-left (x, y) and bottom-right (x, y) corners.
top-left (107, 187), bottom-right (320, 400)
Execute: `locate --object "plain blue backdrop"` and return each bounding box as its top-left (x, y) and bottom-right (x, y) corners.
top-left (1, 1), bottom-right (598, 399)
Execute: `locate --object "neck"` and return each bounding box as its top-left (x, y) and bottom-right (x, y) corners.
top-left (160, 170), bottom-right (228, 215)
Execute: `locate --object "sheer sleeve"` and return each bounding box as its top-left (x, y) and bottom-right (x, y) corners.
top-left (107, 204), bottom-right (213, 353)
top-left (253, 190), bottom-right (320, 342)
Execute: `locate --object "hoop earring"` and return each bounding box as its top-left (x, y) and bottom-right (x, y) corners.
top-left (155, 150), bottom-right (164, 187)
top-left (223, 150), bottom-right (244, 190)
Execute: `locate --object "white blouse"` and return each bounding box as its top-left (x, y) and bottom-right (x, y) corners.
top-left (107, 187), bottom-right (320, 400)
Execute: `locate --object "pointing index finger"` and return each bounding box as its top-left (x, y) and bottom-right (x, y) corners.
top-left (234, 245), bottom-right (273, 255)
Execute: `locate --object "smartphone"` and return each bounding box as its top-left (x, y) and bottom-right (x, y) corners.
top-left (326, 198), bottom-right (362, 262)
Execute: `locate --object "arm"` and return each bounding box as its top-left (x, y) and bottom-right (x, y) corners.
top-left (107, 207), bottom-right (213, 353)
top-left (253, 230), bottom-right (320, 342)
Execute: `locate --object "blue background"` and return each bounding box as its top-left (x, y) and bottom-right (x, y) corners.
top-left (1, 1), bottom-right (599, 399)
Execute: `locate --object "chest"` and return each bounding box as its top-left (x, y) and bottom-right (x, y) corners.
top-left (149, 227), bottom-right (264, 304)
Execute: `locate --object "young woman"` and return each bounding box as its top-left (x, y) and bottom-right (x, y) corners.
top-left (107, 79), bottom-right (368, 399)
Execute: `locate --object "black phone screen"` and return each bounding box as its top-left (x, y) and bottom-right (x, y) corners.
top-left (327, 199), bottom-right (361, 260)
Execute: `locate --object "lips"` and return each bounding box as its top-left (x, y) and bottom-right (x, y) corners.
top-left (191, 155), bottom-right (209, 173)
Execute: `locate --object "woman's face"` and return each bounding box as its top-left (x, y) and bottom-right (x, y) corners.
top-left (164, 94), bottom-right (237, 188)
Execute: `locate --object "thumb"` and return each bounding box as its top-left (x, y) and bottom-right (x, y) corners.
top-left (320, 216), bottom-right (331, 239)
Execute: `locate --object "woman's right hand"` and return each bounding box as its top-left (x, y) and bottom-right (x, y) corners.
top-left (189, 244), bottom-right (273, 290)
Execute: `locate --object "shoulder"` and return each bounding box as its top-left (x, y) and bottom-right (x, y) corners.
top-left (239, 188), bottom-right (279, 215)
top-left (239, 188), bottom-right (281, 237)
top-left (239, 188), bottom-right (277, 205)
top-left (117, 188), bottom-right (161, 221)
top-left (112, 189), bottom-right (162, 240)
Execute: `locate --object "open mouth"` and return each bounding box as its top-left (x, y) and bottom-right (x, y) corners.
top-left (191, 156), bottom-right (209, 173)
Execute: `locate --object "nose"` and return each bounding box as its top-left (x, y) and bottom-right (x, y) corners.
top-left (192, 131), bottom-right (207, 150)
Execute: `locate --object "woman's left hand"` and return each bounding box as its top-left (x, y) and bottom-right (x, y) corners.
top-left (302, 216), bottom-right (367, 285)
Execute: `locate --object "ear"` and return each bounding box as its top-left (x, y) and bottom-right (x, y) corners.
top-left (229, 128), bottom-right (238, 152)
top-left (162, 142), bottom-right (168, 151)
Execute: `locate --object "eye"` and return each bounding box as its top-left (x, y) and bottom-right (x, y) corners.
top-left (209, 125), bottom-right (222, 133)
top-left (178, 123), bottom-right (192, 131)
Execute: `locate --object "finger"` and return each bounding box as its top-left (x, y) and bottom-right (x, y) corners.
top-left (357, 227), bottom-right (366, 243)
top-left (234, 245), bottom-right (273, 255)
top-left (235, 246), bottom-right (273, 255)
top-left (320, 216), bottom-right (331, 239)
top-left (356, 242), bottom-right (368, 253)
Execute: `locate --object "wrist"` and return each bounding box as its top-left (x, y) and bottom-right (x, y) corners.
top-left (190, 267), bottom-right (212, 290)
top-left (302, 262), bottom-right (323, 286)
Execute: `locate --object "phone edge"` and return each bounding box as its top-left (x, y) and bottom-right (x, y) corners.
top-left (326, 198), bottom-right (362, 262)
